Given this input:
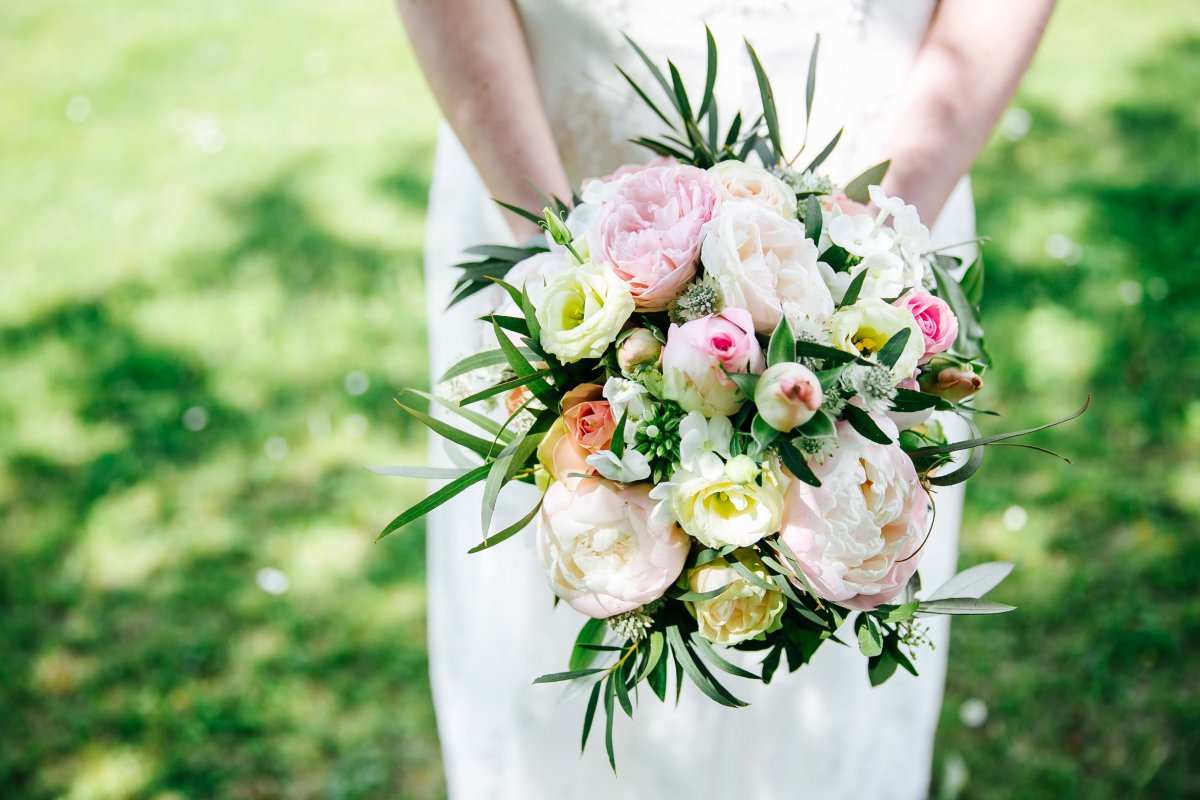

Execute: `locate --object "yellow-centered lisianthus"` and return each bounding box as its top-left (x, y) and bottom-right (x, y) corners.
top-left (829, 297), bottom-right (924, 380)
top-left (536, 262), bottom-right (634, 363)
top-left (669, 455), bottom-right (787, 548)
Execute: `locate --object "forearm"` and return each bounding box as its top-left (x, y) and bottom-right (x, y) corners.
top-left (880, 0), bottom-right (1055, 224)
top-left (396, 0), bottom-right (570, 238)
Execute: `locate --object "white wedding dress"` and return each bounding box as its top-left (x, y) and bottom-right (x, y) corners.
top-left (421, 2), bottom-right (975, 798)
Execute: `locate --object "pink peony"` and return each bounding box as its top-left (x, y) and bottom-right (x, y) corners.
top-left (897, 291), bottom-right (959, 363)
top-left (779, 417), bottom-right (930, 610)
top-left (661, 308), bottom-right (765, 417)
top-left (590, 164), bottom-right (719, 311)
top-left (537, 480), bottom-right (689, 618)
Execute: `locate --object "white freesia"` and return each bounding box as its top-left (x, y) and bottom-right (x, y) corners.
top-left (586, 448), bottom-right (652, 483)
top-left (868, 185), bottom-right (930, 279)
top-left (701, 200), bottom-right (834, 334)
top-left (668, 459), bottom-right (788, 548)
top-left (829, 297), bottom-right (925, 381)
top-left (827, 211), bottom-right (895, 258)
top-left (536, 262), bottom-right (634, 363)
top-left (708, 160), bottom-right (797, 218)
top-left (678, 411), bottom-right (733, 481)
top-left (603, 376), bottom-right (651, 446)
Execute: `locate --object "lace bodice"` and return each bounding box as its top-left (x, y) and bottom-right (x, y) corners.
top-left (515, 0), bottom-right (936, 186)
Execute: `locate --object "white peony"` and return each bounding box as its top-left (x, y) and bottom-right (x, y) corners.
top-left (779, 417), bottom-right (930, 609)
top-left (535, 262), bottom-right (634, 363)
top-left (708, 160), bottom-right (798, 218)
top-left (700, 201), bottom-right (834, 334)
top-left (537, 479), bottom-right (689, 618)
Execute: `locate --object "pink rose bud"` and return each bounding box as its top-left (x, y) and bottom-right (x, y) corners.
top-left (919, 365), bottom-right (983, 402)
top-left (617, 328), bottom-right (663, 373)
top-left (897, 292), bottom-right (959, 364)
top-left (590, 164), bottom-right (719, 311)
top-left (754, 363), bottom-right (824, 432)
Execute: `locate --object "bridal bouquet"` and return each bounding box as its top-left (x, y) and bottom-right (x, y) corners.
top-left (377, 32), bottom-right (1084, 766)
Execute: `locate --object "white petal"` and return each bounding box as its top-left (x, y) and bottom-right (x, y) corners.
top-left (697, 452), bottom-right (725, 482)
top-left (706, 415), bottom-right (734, 456)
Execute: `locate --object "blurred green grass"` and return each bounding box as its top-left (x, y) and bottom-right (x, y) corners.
top-left (0, 0), bottom-right (1196, 798)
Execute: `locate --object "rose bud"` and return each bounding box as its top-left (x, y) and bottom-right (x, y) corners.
top-left (754, 362), bottom-right (824, 432)
top-left (617, 328), bottom-right (663, 373)
top-left (920, 365), bottom-right (983, 402)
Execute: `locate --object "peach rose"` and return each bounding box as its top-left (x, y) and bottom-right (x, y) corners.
top-left (536, 384), bottom-right (613, 486)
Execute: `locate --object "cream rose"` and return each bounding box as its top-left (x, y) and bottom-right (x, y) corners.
top-left (687, 549), bottom-right (786, 645)
top-left (700, 200), bottom-right (834, 334)
top-left (537, 480), bottom-right (689, 619)
top-left (779, 417), bottom-right (930, 610)
top-left (708, 161), bottom-right (797, 219)
top-left (536, 262), bottom-right (634, 363)
top-left (829, 297), bottom-right (925, 381)
top-left (667, 457), bottom-right (787, 548)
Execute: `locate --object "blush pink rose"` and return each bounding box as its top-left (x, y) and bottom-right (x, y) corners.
top-left (537, 480), bottom-right (690, 618)
top-left (661, 307), bottom-right (766, 417)
top-left (536, 384), bottom-right (612, 486)
top-left (590, 164), bottom-right (719, 311)
top-left (897, 291), bottom-right (959, 363)
top-left (779, 417), bottom-right (930, 610)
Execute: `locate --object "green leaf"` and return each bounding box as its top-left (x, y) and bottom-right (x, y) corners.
top-left (400, 389), bottom-right (513, 443)
top-left (796, 409), bottom-right (835, 439)
top-left (926, 562), bottom-right (1014, 601)
top-left (615, 65), bottom-right (678, 132)
top-left (463, 243), bottom-right (542, 261)
top-left (930, 255), bottom-right (988, 363)
top-left (855, 614), bottom-right (883, 657)
top-left (697, 25), bottom-right (718, 120)
top-left (673, 584), bottom-right (733, 602)
top-left (629, 136), bottom-right (693, 161)
top-left (961, 255), bottom-right (985, 307)
top-left (794, 339), bottom-right (871, 366)
top-left (520, 284), bottom-right (541, 340)
top-left (581, 680), bottom-right (602, 753)
top-left (532, 667), bottom-right (608, 684)
top-left (623, 34), bottom-right (673, 100)
top-left (648, 640), bottom-right (669, 701)
top-left (724, 555), bottom-right (778, 594)
top-left (610, 411), bottom-right (628, 459)
top-left (614, 653), bottom-right (634, 717)
top-left (744, 39), bottom-right (781, 164)
top-left (804, 126), bottom-right (843, 173)
top-left (491, 316), bottom-right (554, 403)
top-left (724, 370), bottom-right (760, 401)
top-left (691, 632), bottom-right (761, 680)
top-left (908, 397), bottom-right (1091, 458)
top-left (482, 312), bottom-right (529, 337)
top-left (668, 60), bottom-right (694, 122)
top-left (377, 463), bottom-right (490, 540)
top-left (366, 465), bottom-right (471, 479)
top-left (842, 404), bottom-right (892, 444)
top-left (804, 34), bottom-right (820, 135)
top-left (751, 413), bottom-right (779, 450)
top-left (804, 194), bottom-right (823, 243)
top-left (569, 619), bottom-right (608, 673)
top-left (875, 601), bottom-right (920, 624)
top-left (917, 598), bottom-right (1016, 615)
top-left (467, 497), bottom-right (542, 553)
top-left (439, 347), bottom-right (538, 383)
top-left (666, 626), bottom-right (747, 708)
top-left (844, 159), bottom-right (890, 204)
top-left (395, 401), bottom-right (500, 458)
top-left (776, 437), bottom-right (821, 487)
top-left (927, 436), bottom-right (985, 487)
top-left (492, 198), bottom-right (544, 226)
top-left (458, 367), bottom-right (556, 407)
top-left (868, 649), bottom-right (899, 686)
top-left (890, 387), bottom-right (953, 413)
top-left (603, 674), bottom-right (617, 772)
top-left (723, 111), bottom-right (743, 148)
top-left (767, 316), bottom-right (796, 366)
top-left (876, 327), bottom-right (911, 369)
top-left (839, 268), bottom-right (870, 308)
top-left (637, 631), bottom-right (665, 683)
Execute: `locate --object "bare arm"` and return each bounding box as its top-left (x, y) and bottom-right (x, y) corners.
top-left (880, 0), bottom-right (1056, 224)
top-left (395, 0), bottom-right (571, 238)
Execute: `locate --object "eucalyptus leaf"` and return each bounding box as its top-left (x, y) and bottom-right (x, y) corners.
top-left (745, 40), bottom-right (781, 164)
top-left (467, 497), bottom-right (542, 553)
top-left (926, 562), bottom-right (1014, 602)
top-left (844, 159), bottom-right (891, 205)
top-left (366, 465), bottom-right (471, 480)
top-left (917, 598), bottom-right (1016, 615)
top-left (767, 316), bottom-right (796, 366)
top-left (377, 463), bottom-right (490, 540)
top-left (581, 680), bottom-right (602, 754)
top-left (842, 404), bottom-right (892, 444)
top-left (532, 667), bottom-right (608, 684)
top-left (876, 327), bottom-right (911, 370)
top-left (804, 194), bottom-right (823, 242)
top-left (804, 126), bottom-right (843, 173)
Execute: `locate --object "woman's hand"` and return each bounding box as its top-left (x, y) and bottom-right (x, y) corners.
top-left (395, 0), bottom-right (572, 239)
top-left (880, 0), bottom-right (1056, 225)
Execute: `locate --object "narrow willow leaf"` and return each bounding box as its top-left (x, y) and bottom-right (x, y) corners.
top-left (927, 562), bottom-right (1014, 602)
top-left (707, 95), bottom-right (720, 153)
top-left (744, 40), bottom-right (781, 163)
top-left (794, 339), bottom-right (871, 366)
top-left (482, 313), bottom-right (529, 337)
top-left (623, 34), bottom-right (672, 100)
top-left (876, 327), bottom-right (911, 369)
top-left (928, 438), bottom-right (985, 486)
top-left (648, 642), bottom-right (669, 701)
top-left (917, 598), bottom-right (1016, 615)
top-left (776, 437), bottom-right (820, 487)
top-left (581, 680), bottom-right (602, 753)
top-left (908, 396), bottom-right (1091, 458)
top-left (842, 404), bottom-right (892, 444)
top-left (492, 198), bottom-right (543, 226)
top-left (890, 387), bottom-right (953, 413)
top-left (804, 126), bottom-right (843, 173)
top-left (402, 389), bottom-right (512, 443)
top-left (377, 463), bottom-right (490, 540)
top-left (532, 667), bottom-right (608, 684)
top-left (666, 626), bottom-right (747, 708)
top-left (630, 136), bottom-right (692, 161)
top-left (767, 316), bottom-right (796, 366)
top-left (467, 497), bottom-right (542, 553)
top-left (697, 25), bottom-right (718, 120)
top-left (520, 284), bottom-right (541, 340)
top-left (614, 653), bottom-right (634, 717)
top-left (615, 65), bottom-right (678, 132)
top-left (672, 584), bottom-right (733, 602)
top-left (804, 194), bottom-right (823, 243)
top-left (804, 34), bottom-right (820, 137)
top-left (725, 555), bottom-right (778, 593)
top-left (395, 401), bottom-right (499, 458)
top-left (491, 316), bottom-right (553, 403)
top-left (724, 110), bottom-right (743, 148)
top-left (691, 632), bottom-right (760, 680)
top-left (439, 347), bottom-right (537, 383)
top-left (839, 268), bottom-right (870, 308)
top-left (366, 465), bottom-right (471, 479)
top-left (875, 601), bottom-right (920, 623)
top-left (463, 243), bottom-right (541, 261)
top-left (458, 367), bottom-right (555, 407)
top-left (961, 255), bottom-right (985, 307)
top-left (637, 631), bottom-right (665, 682)
top-left (604, 674), bottom-right (617, 772)
top-left (844, 159), bottom-right (890, 204)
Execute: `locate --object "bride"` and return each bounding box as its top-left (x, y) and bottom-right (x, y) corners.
top-left (396, 1), bottom-right (1053, 797)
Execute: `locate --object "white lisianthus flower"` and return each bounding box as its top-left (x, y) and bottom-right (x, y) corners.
top-left (779, 416), bottom-right (930, 610)
top-left (701, 201), bottom-right (834, 334)
top-left (538, 480), bottom-right (689, 618)
top-left (827, 211), bottom-right (895, 258)
top-left (503, 251), bottom-right (572, 310)
top-left (536, 262), bottom-right (634, 363)
top-left (829, 297), bottom-right (925, 381)
top-left (668, 457), bottom-right (788, 548)
top-left (678, 411), bottom-right (733, 480)
top-left (586, 448), bottom-right (652, 483)
top-left (687, 549), bottom-right (786, 645)
top-left (708, 160), bottom-right (798, 219)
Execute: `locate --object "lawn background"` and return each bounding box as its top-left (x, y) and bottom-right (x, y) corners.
top-left (1, 1), bottom-right (1197, 797)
